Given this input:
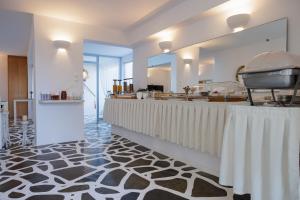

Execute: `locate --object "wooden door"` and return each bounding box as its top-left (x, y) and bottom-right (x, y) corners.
top-left (8, 56), bottom-right (28, 119)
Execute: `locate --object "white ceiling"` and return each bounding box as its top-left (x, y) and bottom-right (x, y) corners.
top-left (0, 10), bottom-right (32, 55)
top-left (0, 0), bottom-right (181, 30)
top-left (84, 41), bottom-right (132, 57)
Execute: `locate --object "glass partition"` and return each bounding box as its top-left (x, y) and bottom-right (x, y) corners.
top-left (83, 55), bottom-right (121, 121)
top-left (98, 57), bottom-right (120, 117)
top-left (124, 62), bottom-right (133, 79)
top-left (83, 62), bottom-right (97, 118)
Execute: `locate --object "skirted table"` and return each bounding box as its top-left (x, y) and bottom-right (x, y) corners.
top-left (104, 99), bottom-right (238, 157)
top-left (103, 99), bottom-right (299, 200)
top-left (219, 105), bottom-right (300, 200)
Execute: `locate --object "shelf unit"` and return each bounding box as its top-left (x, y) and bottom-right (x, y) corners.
top-left (39, 100), bottom-right (84, 104)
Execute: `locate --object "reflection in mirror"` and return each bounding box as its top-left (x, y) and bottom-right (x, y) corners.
top-left (197, 18), bottom-right (287, 83)
top-left (147, 65), bottom-right (171, 92)
top-left (147, 18), bottom-right (287, 95)
top-left (175, 18), bottom-right (287, 92)
top-left (147, 53), bottom-right (176, 92)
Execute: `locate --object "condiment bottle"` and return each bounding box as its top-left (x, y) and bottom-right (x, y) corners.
top-left (113, 79), bottom-right (118, 94)
top-left (61, 91), bottom-right (67, 100)
top-left (117, 80), bottom-right (122, 94)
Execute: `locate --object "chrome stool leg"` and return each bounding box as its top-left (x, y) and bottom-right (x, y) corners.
top-left (21, 121), bottom-right (29, 146)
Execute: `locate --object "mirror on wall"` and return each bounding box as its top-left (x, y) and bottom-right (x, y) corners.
top-left (147, 53), bottom-right (176, 92)
top-left (147, 65), bottom-right (171, 92)
top-left (193, 18), bottom-right (287, 83)
top-left (148, 18), bottom-right (287, 93)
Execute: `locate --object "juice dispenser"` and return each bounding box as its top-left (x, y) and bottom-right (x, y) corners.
top-left (117, 80), bottom-right (122, 94)
top-left (113, 79), bottom-right (117, 94)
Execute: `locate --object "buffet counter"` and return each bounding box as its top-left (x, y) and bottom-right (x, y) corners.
top-left (104, 99), bottom-right (241, 157)
top-left (220, 105), bottom-right (300, 200)
top-left (103, 99), bottom-right (299, 200)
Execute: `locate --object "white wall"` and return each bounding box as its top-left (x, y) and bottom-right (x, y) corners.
top-left (132, 0), bottom-right (300, 90)
top-left (32, 15), bottom-right (127, 145)
top-left (0, 54), bottom-right (8, 101)
top-left (176, 46), bottom-right (201, 91)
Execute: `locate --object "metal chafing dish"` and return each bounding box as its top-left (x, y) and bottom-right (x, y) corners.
top-left (239, 52), bottom-right (300, 106)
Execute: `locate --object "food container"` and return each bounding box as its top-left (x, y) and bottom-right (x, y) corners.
top-left (51, 95), bottom-right (60, 100)
top-left (240, 68), bottom-right (300, 89)
top-left (240, 51), bottom-right (300, 105)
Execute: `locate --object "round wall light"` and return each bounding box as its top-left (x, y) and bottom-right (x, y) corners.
top-left (53, 40), bottom-right (71, 50)
top-left (159, 41), bottom-right (172, 53)
top-left (226, 13), bottom-right (250, 32)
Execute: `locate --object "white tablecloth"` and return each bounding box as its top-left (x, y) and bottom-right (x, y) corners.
top-left (219, 105), bottom-right (300, 200)
top-left (104, 99), bottom-right (234, 157)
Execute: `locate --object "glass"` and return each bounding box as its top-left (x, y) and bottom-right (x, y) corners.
top-left (98, 57), bottom-right (120, 117)
top-left (83, 63), bottom-right (97, 118)
top-left (124, 62), bottom-right (133, 79)
top-left (83, 55), bottom-right (97, 63)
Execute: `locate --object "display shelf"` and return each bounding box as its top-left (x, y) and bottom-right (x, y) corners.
top-left (39, 100), bottom-right (84, 104)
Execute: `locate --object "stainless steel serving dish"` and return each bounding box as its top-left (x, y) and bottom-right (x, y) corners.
top-left (239, 67), bottom-right (300, 106)
top-left (240, 68), bottom-right (300, 89)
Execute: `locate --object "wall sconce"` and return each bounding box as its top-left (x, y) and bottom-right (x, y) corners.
top-left (53, 40), bottom-right (71, 50)
top-left (183, 58), bottom-right (193, 65)
top-left (159, 41), bottom-right (172, 53)
top-left (83, 69), bottom-right (89, 81)
top-left (227, 13), bottom-right (250, 32)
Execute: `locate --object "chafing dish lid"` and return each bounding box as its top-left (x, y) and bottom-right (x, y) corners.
top-left (241, 51), bottom-right (300, 73)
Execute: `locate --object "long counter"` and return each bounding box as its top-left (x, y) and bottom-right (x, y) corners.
top-left (103, 98), bottom-right (299, 200)
top-left (104, 99), bottom-right (239, 157)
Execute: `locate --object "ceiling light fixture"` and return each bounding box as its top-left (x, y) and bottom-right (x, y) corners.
top-left (53, 40), bottom-right (71, 50)
top-left (159, 41), bottom-right (172, 53)
top-left (226, 13), bottom-right (250, 32)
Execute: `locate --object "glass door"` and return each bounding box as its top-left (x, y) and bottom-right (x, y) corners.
top-left (83, 56), bottom-right (98, 122)
top-left (83, 55), bottom-right (121, 123)
top-left (98, 56), bottom-right (120, 118)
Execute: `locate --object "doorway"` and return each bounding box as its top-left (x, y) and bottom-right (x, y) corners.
top-left (8, 55), bottom-right (28, 119)
top-left (83, 42), bottom-right (133, 123)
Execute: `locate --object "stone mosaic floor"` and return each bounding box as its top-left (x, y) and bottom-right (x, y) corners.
top-left (8, 120), bottom-right (35, 148)
top-left (0, 117), bottom-right (250, 200)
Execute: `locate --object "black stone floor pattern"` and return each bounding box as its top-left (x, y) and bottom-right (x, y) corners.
top-left (8, 120), bottom-right (35, 148)
top-left (0, 117), bottom-right (251, 200)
